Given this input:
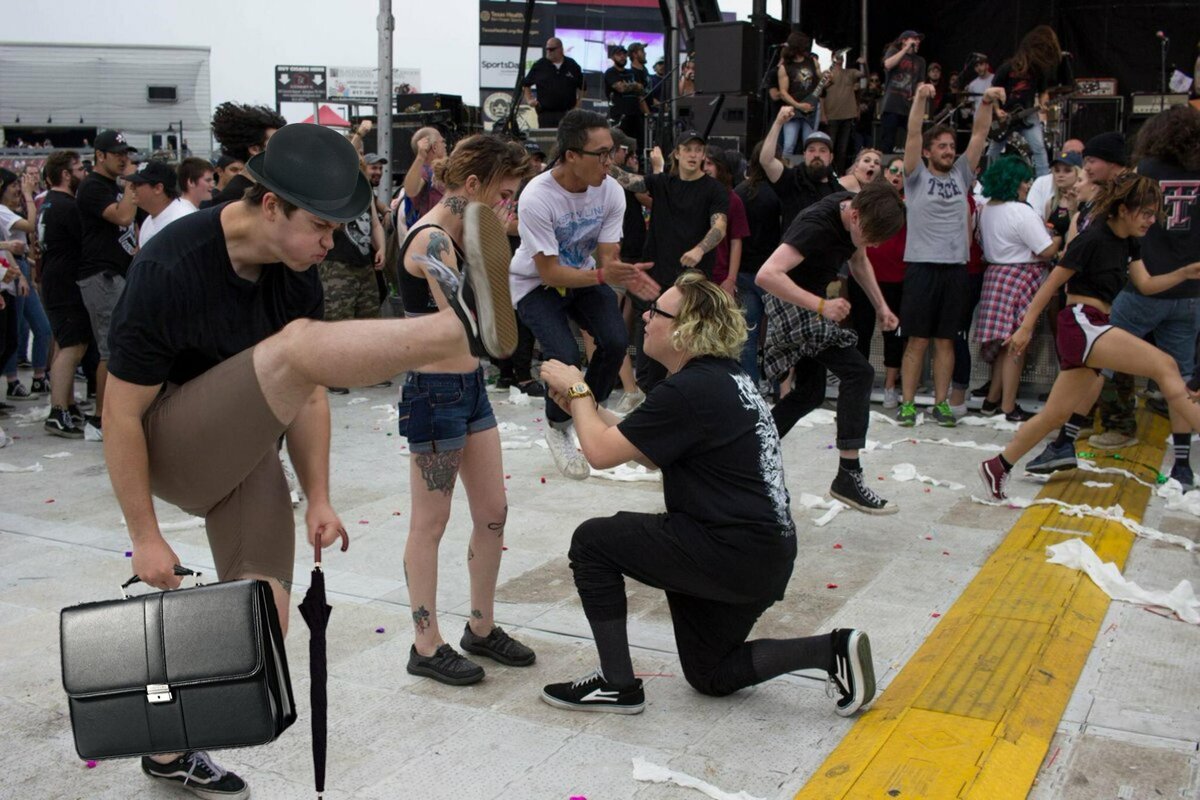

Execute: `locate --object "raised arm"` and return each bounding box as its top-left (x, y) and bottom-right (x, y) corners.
top-left (759, 107), bottom-right (792, 183)
top-left (903, 83), bottom-right (933, 175)
top-left (883, 45), bottom-right (907, 71)
top-left (965, 86), bottom-right (1006, 171)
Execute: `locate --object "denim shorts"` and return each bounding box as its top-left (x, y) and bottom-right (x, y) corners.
top-left (397, 368), bottom-right (496, 453)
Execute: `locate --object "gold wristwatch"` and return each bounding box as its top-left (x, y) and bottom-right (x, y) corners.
top-left (566, 382), bottom-right (593, 401)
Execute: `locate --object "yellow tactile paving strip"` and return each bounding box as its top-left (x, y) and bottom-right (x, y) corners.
top-left (797, 410), bottom-right (1171, 800)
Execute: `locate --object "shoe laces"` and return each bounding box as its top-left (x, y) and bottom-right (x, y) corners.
top-left (848, 470), bottom-right (886, 507)
top-left (183, 751), bottom-right (225, 784)
top-left (571, 669), bottom-right (605, 689)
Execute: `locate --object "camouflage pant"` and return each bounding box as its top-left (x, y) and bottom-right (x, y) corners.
top-left (317, 260), bottom-right (380, 322)
top-left (1099, 371), bottom-right (1137, 435)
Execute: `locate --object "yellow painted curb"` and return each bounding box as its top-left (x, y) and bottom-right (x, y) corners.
top-left (797, 410), bottom-right (1171, 800)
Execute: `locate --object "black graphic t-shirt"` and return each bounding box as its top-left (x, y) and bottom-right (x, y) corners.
top-left (1129, 156), bottom-right (1199, 299)
top-left (108, 205), bottom-right (324, 386)
top-left (76, 172), bottom-right (136, 280)
top-left (36, 189), bottom-right (86, 309)
top-left (1060, 220), bottom-right (1141, 306)
top-left (881, 45), bottom-right (926, 116)
top-left (991, 62), bottom-right (1045, 114)
top-left (326, 208), bottom-right (374, 268)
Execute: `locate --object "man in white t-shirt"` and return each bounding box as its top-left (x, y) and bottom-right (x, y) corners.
top-left (964, 54), bottom-right (994, 116)
top-left (128, 161), bottom-right (194, 247)
top-left (510, 109), bottom-right (659, 480)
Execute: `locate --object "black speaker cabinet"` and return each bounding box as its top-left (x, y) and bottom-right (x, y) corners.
top-left (675, 95), bottom-right (764, 152)
top-left (1066, 97), bottom-right (1124, 143)
top-left (693, 22), bottom-right (761, 95)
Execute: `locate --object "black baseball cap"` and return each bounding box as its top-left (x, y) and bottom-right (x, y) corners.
top-left (94, 129), bottom-right (137, 154)
top-left (363, 152), bottom-right (388, 165)
top-left (523, 141), bottom-right (546, 157)
top-left (674, 129), bottom-right (705, 149)
top-left (899, 30), bottom-right (924, 40)
top-left (124, 160), bottom-right (177, 192)
top-left (609, 44), bottom-right (627, 57)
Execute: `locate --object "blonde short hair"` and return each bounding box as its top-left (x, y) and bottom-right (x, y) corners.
top-left (670, 271), bottom-right (747, 359)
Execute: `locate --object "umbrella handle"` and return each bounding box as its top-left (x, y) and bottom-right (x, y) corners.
top-left (314, 539), bottom-right (322, 570)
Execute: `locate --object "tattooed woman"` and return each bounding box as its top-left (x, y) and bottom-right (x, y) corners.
top-left (396, 134), bottom-right (538, 684)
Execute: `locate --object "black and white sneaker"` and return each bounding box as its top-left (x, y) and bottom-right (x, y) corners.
top-left (6, 380), bottom-right (35, 402)
top-left (541, 669), bottom-right (645, 714)
top-left (460, 622), bottom-right (536, 666)
top-left (828, 628), bottom-right (876, 717)
top-left (830, 468), bottom-right (898, 515)
top-left (141, 750), bottom-right (249, 799)
top-left (44, 406), bottom-right (84, 439)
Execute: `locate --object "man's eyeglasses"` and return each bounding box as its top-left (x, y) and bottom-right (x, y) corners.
top-left (572, 148), bottom-right (613, 163)
top-left (648, 301), bottom-right (675, 320)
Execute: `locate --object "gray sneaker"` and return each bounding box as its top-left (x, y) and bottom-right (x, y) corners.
top-left (406, 643), bottom-right (484, 685)
top-left (460, 622), bottom-right (536, 666)
top-left (1025, 440), bottom-right (1077, 475)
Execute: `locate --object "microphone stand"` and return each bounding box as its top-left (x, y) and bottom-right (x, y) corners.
top-left (757, 44), bottom-right (784, 140)
top-left (1159, 34), bottom-right (1170, 112)
top-left (649, 57), bottom-right (688, 162)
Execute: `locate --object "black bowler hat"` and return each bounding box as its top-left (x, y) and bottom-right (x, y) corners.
top-left (244, 124), bottom-right (372, 223)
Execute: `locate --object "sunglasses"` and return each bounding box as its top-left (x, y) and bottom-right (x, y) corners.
top-left (887, 165), bottom-right (904, 175)
top-left (648, 301), bottom-right (675, 320)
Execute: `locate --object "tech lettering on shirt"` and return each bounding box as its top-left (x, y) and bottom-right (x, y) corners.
top-left (1161, 181), bottom-right (1199, 230)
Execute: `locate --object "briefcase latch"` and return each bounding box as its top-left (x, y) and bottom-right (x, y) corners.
top-left (146, 684), bottom-right (173, 703)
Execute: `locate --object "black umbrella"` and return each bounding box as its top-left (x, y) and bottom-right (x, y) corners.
top-left (298, 539), bottom-right (332, 799)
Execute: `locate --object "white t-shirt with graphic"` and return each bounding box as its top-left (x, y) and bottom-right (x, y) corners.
top-left (509, 169), bottom-right (626, 305)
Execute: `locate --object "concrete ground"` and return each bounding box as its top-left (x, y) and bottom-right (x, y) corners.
top-left (1, 377), bottom-right (1197, 800)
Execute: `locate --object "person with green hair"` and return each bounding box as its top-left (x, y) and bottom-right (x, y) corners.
top-left (973, 156), bottom-right (1062, 421)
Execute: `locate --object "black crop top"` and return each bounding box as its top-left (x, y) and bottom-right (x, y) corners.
top-left (1060, 220), bottom-right (1141, 306)
top-left (397, 223), bottom-right (467, 316)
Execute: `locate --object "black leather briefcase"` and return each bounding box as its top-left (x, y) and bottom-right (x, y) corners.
top-left (60, 578), bottom-right (296, 759)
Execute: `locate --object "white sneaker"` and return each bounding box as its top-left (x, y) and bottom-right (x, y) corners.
top-left (84, 419), bottom-right (103, 442)
top-left (546, 425), bottom-right (590, 480)
top-left (613, 390), bottom-right (645, 416)
top-left (882, 387), bottom-right (899, 409)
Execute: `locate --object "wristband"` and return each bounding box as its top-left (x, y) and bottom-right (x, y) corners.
top-left (981, 98), bottom-right (992, 106)
top-left (596, 267), bottom-right (605, 285)
top-left (818, 298), bottom-right (826, 316)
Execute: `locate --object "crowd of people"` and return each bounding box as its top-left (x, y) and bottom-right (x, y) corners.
top-left (3, 25), bottom-right (1197, 800)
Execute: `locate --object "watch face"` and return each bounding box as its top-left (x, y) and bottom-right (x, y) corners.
top-left (569, 382), bottom-right (591, 397)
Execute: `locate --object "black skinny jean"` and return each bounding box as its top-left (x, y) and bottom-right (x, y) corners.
top-left (848, 280), bottom-right (905, 370)
top-left (772, 345), bottom-right (873, 450)
top-left (569, 511), bottom-right (791, 697)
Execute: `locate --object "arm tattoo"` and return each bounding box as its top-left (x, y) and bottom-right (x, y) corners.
top-left (426, 230), bottom-right (453, 264)
top-left (697, 214), bottom-right (727, 254)
top-left (609, 165), bottom-right (647, 194)
top-left (276, 577), bottom-right (293, 594)
top-left (414, 450), bottom-right (462, 496)
top-left (440, 196), bottom-right (468, 217)
top-left (412, 605), bottom-right (431, 633)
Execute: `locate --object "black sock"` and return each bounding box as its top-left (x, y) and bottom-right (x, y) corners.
top-left (1174, 432), bottom-right (1193, 468)
top-left (998, 454), bottom-right (1013, 472)
top-left (1053, 413), bottom-right (1091, 447)
top-left (839, 457), bottom-right (861, 473)
top-left (587, 617), bottom-right (636, 688)
top-left (748, 634), bottom-right (835, 682)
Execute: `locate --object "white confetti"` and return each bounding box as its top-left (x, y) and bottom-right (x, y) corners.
top-left (632, 757), bottom-right (766, 800)
top-left (1047, 538), bottom-right (1199, 624)
top-left (0, 461), bottom-right (43, 473)
top-left (42, 452), bottom-right (73, 459)
top-left (589, 463), bottom-right (661, 482)
top-left (1082, 481), bottom-right (1114, 489)
top-left (891, 462), bottom-right (965, 490)
top-left (957, 415), bottom-right (1021, 432)
top-left (971, 495), bottom-right (1194, 550)
top-left (346, 396), bottom-right (368, 405)
top-left (797, 492), bottom-right (849, 526)
top-left (1157, 479), bottom-right (1200, 519)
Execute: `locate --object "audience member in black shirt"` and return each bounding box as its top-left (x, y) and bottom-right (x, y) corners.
top-left (758, 107), bottom-right (837, 228)
top-left (734, 143), bottom-right (783, 384)
top-left (983, 173), bottom-right (1200, 498)
top-left (522, 37), bottom-right (585, 128)
top-left (756, 184), bottom-right (905, 514)
top-left (604, 44), bottom-right (650, 157)
top-left (536, 271), bottom-right (877, 719)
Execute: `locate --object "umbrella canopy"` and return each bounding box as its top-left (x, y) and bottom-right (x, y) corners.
top-left (298, 541), bottom-right (332, 798)
top-left (300, 105), bottom-right (352, 128)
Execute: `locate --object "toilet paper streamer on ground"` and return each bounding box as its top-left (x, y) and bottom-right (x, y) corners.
top-left (1046, 538), bottom-right (1200, 624)
top-left (631, 758), bottom-right (767, 800)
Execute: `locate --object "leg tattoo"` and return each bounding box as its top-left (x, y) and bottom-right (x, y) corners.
top-left (412, 605), bottom-right (431, 634)
top-left (471, 609), bottom-right (483, 620)
top-left (415, 450), bottom-right (463, 496)
top-left (487, 504), bottom-right (508, 537)
top-left (467, 546), bottom-right (475, 561)
top-left (403, 558), bottom-right (409, 584)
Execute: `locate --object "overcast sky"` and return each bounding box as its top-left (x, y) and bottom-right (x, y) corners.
top-left (12, 0), bottom-right (757, 123)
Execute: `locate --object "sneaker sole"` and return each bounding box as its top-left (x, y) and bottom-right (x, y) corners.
top-left (464, 202), bottom-right (518, 359)
top-left (460, 640), bottom-right (537, 667)
top-left (835, 630), bottom-right (876, 717)
top-left (1025, 458), bottom-right (1077, 475)
top-left (45, 426), bottom-right (84, 439)
top-left (829, 489), bottom-right (899, 515)
top-left (540, 690), bottom-right (645, 715)
top-left (406, 662), bottom-right (485, 686)
top-left (143, 770), bottom-right (249, 800)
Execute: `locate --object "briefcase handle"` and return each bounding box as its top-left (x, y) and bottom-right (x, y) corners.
top-left (120, 565), bottom-right (202, 598)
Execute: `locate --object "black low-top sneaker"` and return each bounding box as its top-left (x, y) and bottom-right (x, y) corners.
top-left (830, 468), bottom-right (898, 515)
top-left (828, 628), bottom-right (876, 717)
top-left (44, 406), bottom-right (84, 439)
top-left (1004, 405), bottom-right (1034, 423)
top-left (406, 643), bottom-right (484, 685)
top-left (460, 622), bottom-right (536, 666)
top-left (541, 669), bottom-right (645, 714)
top-left (141, 750), bottom-right (249, 799)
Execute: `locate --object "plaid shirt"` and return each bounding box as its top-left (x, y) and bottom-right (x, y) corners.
top-left (762, 294), bottom-right (859, 380)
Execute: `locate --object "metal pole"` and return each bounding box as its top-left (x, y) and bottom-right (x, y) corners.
top-left (378, 0), bottom-right (394, 202)
top-left (860, 0), bottom-right (869, 88)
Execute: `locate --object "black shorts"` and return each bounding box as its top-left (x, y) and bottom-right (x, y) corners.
top-left (46, 304), bottom-right (94, 349)
top-left (900, 262), bottom-right (970, 340)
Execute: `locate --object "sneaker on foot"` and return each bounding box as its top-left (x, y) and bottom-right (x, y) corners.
top-left (1004, 404), bottom-right (1034, 423)
top-left (44, 407), bottom-right (84, 439)
top-left (67, 403), bottom-right (87, 426)
top-left (546, 424), bottom-right (590, 480)
top-left (83, 415), bottom-right (103, 442)
top-left (1025, 440), bottom-right (1077, 475)
top-left (828, 628), bottom-right (876, 717)
top-left (830, 468), bottom-right (898, 515)
top-left (29, 376), bottom-right (50, 395)
top-left (980, 399), bottom-right (1001, 417)
top-left (1091, 430), bottom-right (1138, 450)
top-left (141, 750), bottom-right (248, 799)
top-left (1169, 463), bottom-right (1195, 491)
top-left (979, 455), bottom-right (1009, 500)
top-left (882, 387), bottom-right (899, 409)
top-left (327, 386), bottom-right (350, 395)
top-left (613, 389), bottom-right (645, 415)
top-left (516, 379), bottom-right (546, 398)
top-left (897, 402), bottom-right (917, 427)
top-left (970, 381), bottom-right (991, 399)
top-left (490, 375), bottom-right (515, 393)
top-left (406, 643), bottom-right (484, 685)
top-left (460, 622), bottom-right (536, 666)
top-left (541, 669), bottom-right (645, 714)
top-left (6, 381), bottom-right (35, 402)
top-left (932, 401), bottom-right (957, 428)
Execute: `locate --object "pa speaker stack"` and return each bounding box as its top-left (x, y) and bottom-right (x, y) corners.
top-left (688, 21), bottom-right (765, 152)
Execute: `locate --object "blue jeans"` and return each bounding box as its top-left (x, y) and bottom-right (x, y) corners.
top-left (4, 256), bottom-right (51, 375)
top-left (1110, 291), bottom-right (1199, 380)
top-left (780, 105), bottom-right (820, 156)
top-left (737, 272), bottom-right (765, 383)
top-left (989, 120), bottom-right (1050, 177)
top-left (516, 284), bottom-right (627, 425)
top-left (397, 367), bottom-right (496, 453)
